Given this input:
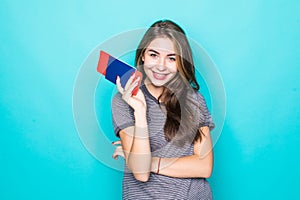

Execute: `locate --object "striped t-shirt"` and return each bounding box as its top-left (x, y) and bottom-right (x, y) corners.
top-left (112, 84), bottom-right (215, 200)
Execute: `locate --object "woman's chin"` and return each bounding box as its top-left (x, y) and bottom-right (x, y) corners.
top-left (150, 81), bottom-right (165, 88)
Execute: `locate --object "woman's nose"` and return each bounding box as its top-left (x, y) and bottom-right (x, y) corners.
top-left (157, 58), bottom-right (166, 71)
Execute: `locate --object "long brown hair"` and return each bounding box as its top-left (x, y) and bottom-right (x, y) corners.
top-left (135, 20), bottom-right (204, 145)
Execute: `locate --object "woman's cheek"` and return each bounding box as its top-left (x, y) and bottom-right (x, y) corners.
top-left (168, 64), bottom-right (178, 73)
top-left (144, 63), bottom-right (156, 69)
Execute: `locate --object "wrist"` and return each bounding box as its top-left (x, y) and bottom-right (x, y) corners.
top-left (134, 111), bottom-right (147, 127)
top-left (151, 157), bottom-right (162, 174)
top-left (134, 108), bottom-right (146, 117)
top-left (151, 157), bottom-right (158, 173)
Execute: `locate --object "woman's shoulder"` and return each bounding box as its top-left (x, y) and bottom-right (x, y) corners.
top-left (112, 92), bottom-right (121, 104)
top-left (111, 92), bottom-right (135, 118)
top-left (187, 89), bottom-right (206, 104)
top-left (112, 92), bottom-right (130, 109)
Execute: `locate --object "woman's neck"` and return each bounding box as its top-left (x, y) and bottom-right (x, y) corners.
top-left (144, 78), bottom-right (164, 100)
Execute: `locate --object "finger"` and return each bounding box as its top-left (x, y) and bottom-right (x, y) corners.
top-left (119, 152), bottom-right (125, 158)
top-left (113, 152), bottom-right (125, 160)
top-left (125, 76), bottom-right (140, 95)
top-left (115, 146), bottom-right (124, 155)
top-left (116, 76), bottom-right (124, 94)
top-left (112, 147), bottom-right (125, 159)
top-left (112, 152), bottom-right (119, 160)
top-left (116, 147), bottom-right (125, 158)
top-left (113, 146), bottom-right (124, 153)
top-left (112, 147), bottom-right (121, 159)
top-left (124, 73), bottom-right (136, 91)
top-left (122, 79), bottom-right (138, 101)
top-left (112, 140), bottom-right (122, 145)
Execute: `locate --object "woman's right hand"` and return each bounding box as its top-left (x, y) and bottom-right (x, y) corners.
top-left (116, 74), bottom-right (146, 112)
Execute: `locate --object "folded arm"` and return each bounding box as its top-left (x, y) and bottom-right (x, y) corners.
top-left (119, 119), bottom-right (151, 182)
top-left (151, 126), bottom-right (213, 178)
top-left (115, 75), bottom-right (152, 182)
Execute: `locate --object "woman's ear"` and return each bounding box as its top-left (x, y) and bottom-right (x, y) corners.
top-left (142, 55), bottom-right (144, 62)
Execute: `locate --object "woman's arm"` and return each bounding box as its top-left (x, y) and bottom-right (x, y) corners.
top-left (115, 75), bottom-right (152, 182)
top-left (151, 126), bottom-right (213, 178)
top-left (119, 113), bottom-right (151, 182)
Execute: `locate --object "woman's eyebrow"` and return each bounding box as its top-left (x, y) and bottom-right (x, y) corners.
top-left (148, 49), bottom-right (176, 56)
top-left (148, 49), bottom-right (160, 54)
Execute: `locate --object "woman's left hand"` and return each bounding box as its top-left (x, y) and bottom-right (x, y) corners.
top-left (112, 140), bottom-right (125, 160)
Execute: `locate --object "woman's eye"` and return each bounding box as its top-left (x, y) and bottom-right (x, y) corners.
top-left (169, 57), bottom-right (176, 62)
top-left (150, 53), bottom-right (157, 58)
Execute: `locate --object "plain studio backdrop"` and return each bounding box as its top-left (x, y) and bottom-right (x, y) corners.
top-left (0, 0), bottom-right (299, 199)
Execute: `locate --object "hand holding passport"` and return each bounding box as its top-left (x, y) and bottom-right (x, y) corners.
top-left (97, 50), bottom-right (143, 96)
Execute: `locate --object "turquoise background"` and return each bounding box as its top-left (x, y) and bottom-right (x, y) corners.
top-left (1, 0), bottom-right (299, 199)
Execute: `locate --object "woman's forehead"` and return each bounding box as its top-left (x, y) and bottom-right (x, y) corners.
top-left (146, 37), bottom-right (176, 54)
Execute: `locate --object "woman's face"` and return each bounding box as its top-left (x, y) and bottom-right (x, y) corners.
top-left (142, 37), bottom-right (178, 87)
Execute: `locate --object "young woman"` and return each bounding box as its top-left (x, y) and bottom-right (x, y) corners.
top-left (111, 19), bottom-right (215, 199)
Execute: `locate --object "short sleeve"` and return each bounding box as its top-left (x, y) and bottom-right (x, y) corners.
top-left (195, 92), bottom-right (215, 130)
top-left (111, 93), bottom-right (135, 137)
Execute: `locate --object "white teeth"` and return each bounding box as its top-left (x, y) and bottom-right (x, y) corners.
top-left (155, 73), bottom-right (165, 77)
top-left (154, 72), bottom-right (166, 76)
top-left (153, 71), bottom-right (167, 80)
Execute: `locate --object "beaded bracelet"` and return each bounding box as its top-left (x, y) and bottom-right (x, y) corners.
top-left (157, 157), bottom-right (162, 174)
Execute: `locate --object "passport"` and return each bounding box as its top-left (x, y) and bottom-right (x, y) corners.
top-left (97, 50), bottom-right (142, 96)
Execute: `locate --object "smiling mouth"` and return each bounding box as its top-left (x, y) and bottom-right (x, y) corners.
top-left (152, 71), bottom-right (168, 80)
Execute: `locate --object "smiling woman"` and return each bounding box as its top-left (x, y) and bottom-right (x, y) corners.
top-left (142, 38), bottom-right (178, 89)
top-left (111, 19), bottom-right (215, 199)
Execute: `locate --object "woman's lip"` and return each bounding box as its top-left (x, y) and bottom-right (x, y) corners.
top-left (153, 71), bottom-right (167, 79)
top-left (152, 71), bottom-right (168, 80)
